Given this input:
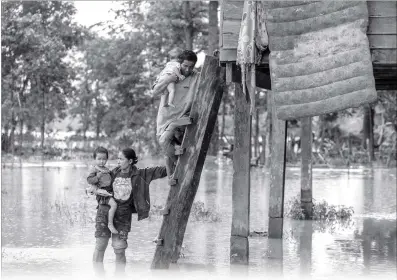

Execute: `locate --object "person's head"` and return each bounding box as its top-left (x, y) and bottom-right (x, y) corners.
top-left (117, 148), bottom-right (138, 170)
top-left (93, 147), bottom-right (108, 167)
top-left (168, 47), bottom-right (183, 60)
top-left (178, 50), bottom-right (197, 77)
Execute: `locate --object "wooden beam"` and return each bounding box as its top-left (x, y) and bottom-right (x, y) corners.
top-left (368, 34), bottom-right (397, 49)
top-left (254, 109), bottom-right (260, 158)
top-left (268, 90), bottom-right (287, 239)
top-left (300, 117), bottom-right (313, 219)
top-left (231, 64), bottom-right (271, 90)
top-left (220, 49), bottom-right (237, 63)
top-left (266, 90), bottom-right (273, 168)
top-left (230, 83), bottom-right (251, 264)
top-left (151, 55), bottom-right (223, 269)
top-left (367, 1), bottom-right (397, 17)
top-left (223, 1), bottom-right (244, 20)
top-left (371, 50), bottom-right (397, 64)
top-left (223, 33), bottom-right (240, 49)
top-left (368, 17), bottom-right (397, 34)
top-left (226, 63), bottom-right (233, 84)
top-left (368, 105), bottom-right (375, 162)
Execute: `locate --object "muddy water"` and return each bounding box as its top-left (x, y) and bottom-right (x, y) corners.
top-left (1, 157), bottom-right (396, 279)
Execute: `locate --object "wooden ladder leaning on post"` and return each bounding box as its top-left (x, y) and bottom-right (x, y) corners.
top-left (151, 55), bottom-right (224, 269)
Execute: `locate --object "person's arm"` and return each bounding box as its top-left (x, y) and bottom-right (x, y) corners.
top-left (144, 166), bottom-right (177, 185)
top-left (87, 166), bottom-right (99, 185)
top-left (144, 166), bottom-right (167, 181)
top-left (94, 189), bottom-right (113, 197)
top-left (179, 72), bottom-right (199, 117)
top-left (152, 74), bottom-right (178, 98)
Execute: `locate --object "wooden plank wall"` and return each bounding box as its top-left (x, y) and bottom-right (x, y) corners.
top-left (367, 1), bottom-right (397, 64)
top-left (220, 1), bottom-right (243, 62)
top-left (220, 1), bottom-right (397, 65)
top-left (367, 1), bottom-right (397, 89)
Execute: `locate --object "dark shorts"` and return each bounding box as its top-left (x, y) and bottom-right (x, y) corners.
top-left (96, 195), bottom-right (111, 205)
top-left (158, 127), bottom-right (185, 158)
top-left (95, 185), bottom-right (113, 205)
top-left (95, 204), bottom-right (129, 241)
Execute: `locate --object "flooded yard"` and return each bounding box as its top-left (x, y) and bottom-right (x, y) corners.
top-left (1, 157), bottom-right (396, 279)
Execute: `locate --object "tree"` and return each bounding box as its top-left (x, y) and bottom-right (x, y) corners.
top-left (107, 1), bottom-right (209, 153)
top-left (1, 1), bottom-right (85, 151)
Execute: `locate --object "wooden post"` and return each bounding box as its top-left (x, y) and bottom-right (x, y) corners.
top-left (268, 90), bottom-right (287, 239)
top-left (368, 105), bottom-right (375, 162)
top-left (260, 133), bottom-right (266, 165)
top-left (254, 109), bottom-right (259, 159)
top-left (266, 90), bottom-right (273, 168)
top-left (300, 117), bottom-right (313, 219)
top-left (230, 83), bottom-right (251, 264)
top-left (151, 56), bottom-right (223, 269)
top-left (226, 63), bottom-right (233, 84)
top-left (348, 133), bottom-right (352, 156)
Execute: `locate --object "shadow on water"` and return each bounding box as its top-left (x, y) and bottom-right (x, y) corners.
top-left (1, 158), bottom-right (396, 279)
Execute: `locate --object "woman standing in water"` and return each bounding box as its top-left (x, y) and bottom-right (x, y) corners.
top-left (92, 148), bottom-right (173, 273)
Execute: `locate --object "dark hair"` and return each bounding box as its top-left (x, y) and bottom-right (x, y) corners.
top-left (178, 50), bottom-right (198, 64)
top-left (93, 146), bottom-right (108, 159)
top-left (121, 148), bottom-right (138, 164)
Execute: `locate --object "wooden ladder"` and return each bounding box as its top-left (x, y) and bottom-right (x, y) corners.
top-left (151, 55), bottom-right (224, 269)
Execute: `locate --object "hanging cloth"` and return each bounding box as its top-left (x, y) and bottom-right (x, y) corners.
top-left (236, 1), bottom-right (268, 116)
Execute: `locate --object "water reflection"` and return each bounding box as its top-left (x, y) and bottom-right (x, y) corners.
top-left (266, 238), bottom-right (284, 277)
top-left (1, 159), bottom-right (396, 279)
top-left (299, 221), bottom-right (313, 277)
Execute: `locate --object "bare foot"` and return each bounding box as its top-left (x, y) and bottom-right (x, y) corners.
top-left (174, 145), bottom-right (184, 156)
top-left (108, 223), bottom-right (118, 234)
top-left (168, 177), bottom-right (177, 186)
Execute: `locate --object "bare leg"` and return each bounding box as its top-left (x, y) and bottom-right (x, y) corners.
top-left (167, 83), bottom-right (176, 107)
top-left (159, 129), bottom-right (178, 182)
top-left (112, 235), bottom-right (127, 276)
top-left (93, 238), bottom-right (107, 277)
top-left (107, 198), bottom-right (118, 234)
top-left (161, 91), bottom-right (169, 107)
top-left (93, 237), bottom-right (109, 262)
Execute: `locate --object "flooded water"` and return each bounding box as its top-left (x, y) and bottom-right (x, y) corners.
top-left (1, 157), bottom-right (396, 280)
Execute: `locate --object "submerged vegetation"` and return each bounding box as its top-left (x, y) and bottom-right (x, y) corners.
top-left (286, 195), bottom-right (355, 221)
top-left (149, 201), bottom-right (222, 223)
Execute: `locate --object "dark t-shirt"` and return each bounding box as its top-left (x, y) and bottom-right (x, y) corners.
top-left (112, 169), bottom-right (136, 235)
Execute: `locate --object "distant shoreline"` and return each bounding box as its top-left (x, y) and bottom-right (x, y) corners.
top-left (2, 154), bottom-right (395, 170)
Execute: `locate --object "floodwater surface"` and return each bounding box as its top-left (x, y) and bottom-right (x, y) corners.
top-left (1, 157), bottom-right (396, 279)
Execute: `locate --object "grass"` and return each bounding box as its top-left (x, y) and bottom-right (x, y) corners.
top-left (190, 201), bottom-right (222, 222)
top-left (49, 199), bottom-right (95, 228)
top-left (149, 201), bottom-right (222, 223)
top-left (286, 195), bottom-right (354, 220)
